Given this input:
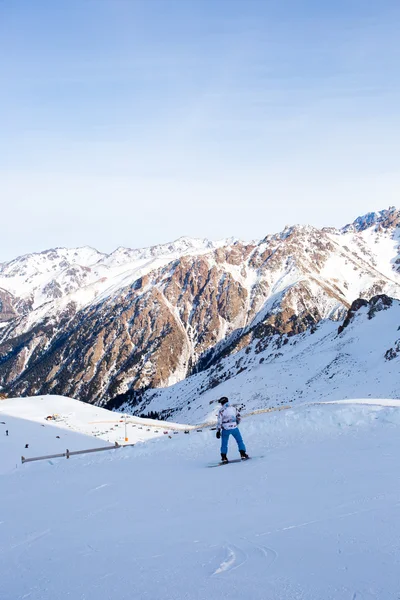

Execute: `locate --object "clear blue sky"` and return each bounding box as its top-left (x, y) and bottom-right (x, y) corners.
top-left (1, 0), bottom-right (399, 260)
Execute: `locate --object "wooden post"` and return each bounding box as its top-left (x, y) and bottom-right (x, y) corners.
top-left (66, 449), bottom-right (70, 459)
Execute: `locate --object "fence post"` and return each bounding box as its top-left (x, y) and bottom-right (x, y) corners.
top-left (66, 449), bottom-right (70, 459)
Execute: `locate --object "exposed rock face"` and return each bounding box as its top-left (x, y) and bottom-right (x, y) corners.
top-left (367, 294), bottom-right (393, 318)
top-left (0, 289), bottom-right (17, 322)
top-left (385, 338), bottom-right (400, 361)
top-left (338, 299), bottom-right (370, 334)
top-left (338, 295), bottom-right (393, 334)
top-left (0, 208), bottom-right (399, 407)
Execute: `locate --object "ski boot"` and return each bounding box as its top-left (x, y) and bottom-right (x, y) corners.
top-left (240, 450), bottom-right (249, 460)
top-left (221, 453), bottom-right (229, 463)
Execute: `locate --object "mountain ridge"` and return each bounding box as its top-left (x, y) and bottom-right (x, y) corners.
top-left (0, 207), bottom-right (399, 410)
top-left (2, 205), bottom-right (398, 275)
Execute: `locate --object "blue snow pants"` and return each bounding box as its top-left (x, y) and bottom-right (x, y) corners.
top-left (221, 427), bottom-right (246, 455)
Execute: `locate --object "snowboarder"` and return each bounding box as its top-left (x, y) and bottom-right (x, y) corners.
top-left (216, 397), bottom-right (248, 463)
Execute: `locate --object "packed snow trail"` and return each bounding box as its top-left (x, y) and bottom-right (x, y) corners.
top-left (2, 402), bottom-right (400, 599)
top-left (0, 395), bottom-right (189, 472)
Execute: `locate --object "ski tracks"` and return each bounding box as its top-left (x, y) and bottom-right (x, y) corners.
top-left (10, 528), bottom-right (51, 551)
top-left (212, 539), bottom-right (278, 576)
top-left (212, 545), bottom-right (247, 575)
top-left (85, 482), bottom-right (111, 495)
top-left (350, 592), bottom-right (378, 600)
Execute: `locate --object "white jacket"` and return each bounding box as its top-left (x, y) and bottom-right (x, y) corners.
top-left (217, 403), bottom-right (241, 431)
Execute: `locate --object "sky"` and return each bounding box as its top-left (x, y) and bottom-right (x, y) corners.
top-left (1, 0), bottom-right (399, 261)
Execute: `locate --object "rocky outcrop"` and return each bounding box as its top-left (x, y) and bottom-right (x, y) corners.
top-left (342, 206), bottom-right (400, 233)
top-left (0, 289), bottom-right (17, 322)
top-left (338, 294), bottom-right (393, 334)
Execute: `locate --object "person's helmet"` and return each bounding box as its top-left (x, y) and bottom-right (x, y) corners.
top-left (218, 397), bottom-right (229, 405)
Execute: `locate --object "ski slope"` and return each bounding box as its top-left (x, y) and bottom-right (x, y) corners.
top-left (1, 400), bottom-right (400, 599)
top-left (0, 414), bottom-right (112, 475)
top-left (0, 395), bottom-right (190, 473)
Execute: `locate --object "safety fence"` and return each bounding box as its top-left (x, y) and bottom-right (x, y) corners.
top-left (21, 441), bottom-right (135, 464)
top-left (246, 404), bottom-right (292, 417)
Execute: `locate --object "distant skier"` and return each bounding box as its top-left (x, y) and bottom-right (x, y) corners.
top-left (216, 397), bottom-right (248, 463)
top-left (5, 429), bottom-right (8, 436)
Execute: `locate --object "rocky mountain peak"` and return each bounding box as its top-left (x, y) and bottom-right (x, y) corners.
top-left (342, 207), bottom-right (400, 234)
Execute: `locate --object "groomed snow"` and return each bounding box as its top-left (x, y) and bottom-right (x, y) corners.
top-left (0, 395), bottom-right (192, 473)
top-left (0, 414), bottom-right (111, 475)
top-left (327, 398), bottom-right (400, 408)
top-left (1, 400), bottom-right (400, 599)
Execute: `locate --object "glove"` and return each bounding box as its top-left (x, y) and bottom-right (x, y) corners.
top-left (216, 430), bottom-right (221, 439)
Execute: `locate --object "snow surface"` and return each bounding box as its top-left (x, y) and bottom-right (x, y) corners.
top-left (2, 400), bottom-right (400, 599)
top-left (328, 398), bottom-right (400, 408)
top-left (327, 227), bottom-right (400, 298)
top-left (0, 395), bottom-right (192, 472)
top-left (0, 414), bottom-right (110, 475)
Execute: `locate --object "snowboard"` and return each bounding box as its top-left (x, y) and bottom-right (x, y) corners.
top-left (207, 457), bottom-right (252, 468)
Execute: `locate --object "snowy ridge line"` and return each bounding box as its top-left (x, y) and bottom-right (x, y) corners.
top-left (253, 400), bottom-right (400, 415)
top-left (193, 399), bottom-right (400, 430)
top-left (320, 399), bottom-right (400, 408)
top-left (21, 441), bottom-right (133, 464)
top-left (187, 403), bottom-right (294, 429)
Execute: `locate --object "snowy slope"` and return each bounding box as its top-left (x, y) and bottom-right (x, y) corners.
top-left (0, 395), bottom-right (191, 473)
top-left (135, 295), bottom-right (400, 423)
top-left (0, 414), bottom-right (111, 475)
top-left (2, 401), bottom-right (400, 599)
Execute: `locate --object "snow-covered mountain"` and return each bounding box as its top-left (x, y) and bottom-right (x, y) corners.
top-left (133, 293), bottom-right (400, 422)
top-left (0, 207), bottom-right (399, 409)
top-left (0, 238), bottom-right (224, 313)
